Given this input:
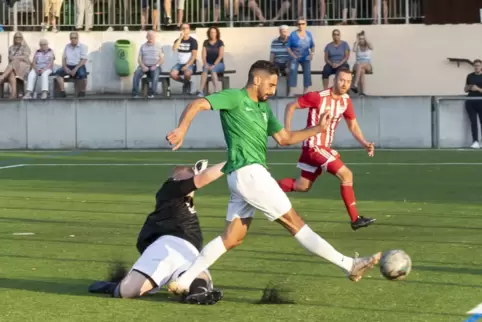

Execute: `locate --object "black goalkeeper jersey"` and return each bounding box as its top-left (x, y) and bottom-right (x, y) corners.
top-left (136, 177), bottom-right (203, 254)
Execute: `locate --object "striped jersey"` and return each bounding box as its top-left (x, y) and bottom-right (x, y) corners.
top-left (270, 37), bottom-right (290, 64)
top-left (297, 89), bottom-right (355, 148)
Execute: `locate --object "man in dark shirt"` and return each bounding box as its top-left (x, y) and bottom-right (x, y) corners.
top-left (464, 59), bottom-right (482, 149)
top-left (88, 160), bottom-right (226, 305)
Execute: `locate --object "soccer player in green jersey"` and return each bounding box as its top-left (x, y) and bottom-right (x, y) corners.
top-left (166, 60), bottom-right (381, 295)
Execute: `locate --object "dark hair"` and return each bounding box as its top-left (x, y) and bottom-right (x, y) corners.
top-left (247, 60), bottom-right (279, 84)
top-left (206, 26), bottom-right (221, 41)
top-left (335, 67), bottom-right (352, 77)
top-left (474, 59), bottom-right (482, 64)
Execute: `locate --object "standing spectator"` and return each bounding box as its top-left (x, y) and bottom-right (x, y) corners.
top-left (141, 0), bottom-right (159, 30)
top-left (24, 39), bottom-right (55, 100)
top-left (270, 0), bottom-right (291, 22)
top-left (132, 31), bottom-right (164, 98)
top-left (106, 0), bottom-right (131, 31)
top-left (41, 0), bottom-right (63, 32)
top-left (196, 26), bottom-right (224, 97)
top-left (372, 0), bottom-right (388, 24)
top-left (340, 0), bottom-right (356, 25)
top-left (287, 16), bottom-right (314, 96)
top-left (202, 0), bottom-right (221, 24)
top-left (170, 24), bottom-right (198, 94)
top-left (55, 32), bottom-right (88, 97)
top-left (0, 32), bottom-right (31, 99)
top-left (270, 25), bottom-right (290, 76)
top-left (164, 0), bottom-right (185, 27)
top-left (319, 0), bottom-right (326, 25)
top-left (464, 59), bottom-right (482, 149)
top-left (75, 0), bottom-right (93, 31)
top-left (322, 29), bottom-right (350, 89)
top-left (351, 30), bottom-right (373, 95)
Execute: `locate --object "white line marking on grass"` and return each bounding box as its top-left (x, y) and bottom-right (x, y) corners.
top-left (22, 162), bottom-right (482, 167)
top-left (0, 164), bottom-right (25, 170)
top-left (12, 232), bottom-right (35, 236)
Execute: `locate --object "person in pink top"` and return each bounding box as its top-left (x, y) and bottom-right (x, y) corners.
top-left (24, 39), bottom-right (55, 99)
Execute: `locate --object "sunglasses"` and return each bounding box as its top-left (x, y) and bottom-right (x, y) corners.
top-left (333, 33), bottom-right (340, 36)
top-left (297, 22), bottom-right (306, 25)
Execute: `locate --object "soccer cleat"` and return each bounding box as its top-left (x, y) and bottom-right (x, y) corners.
top-left (88, 281), bottom-right (118, 295)
top-left (182, 288), bottom-right (224, 305)
top-left (348, 252), bottom-right (382, 282)
top-left (351, 216), bottom-right (376, 231)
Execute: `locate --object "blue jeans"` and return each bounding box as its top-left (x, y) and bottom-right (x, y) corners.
top-left (171, 63), bottom-right (197, 75)
top-left (288, 59), bottom-right (311, 88)
top-left (55, 65), bottom-right (88, 79)
top-left (132, 65), bottom-right (161, 95)
top-left (202, 62), bottom-right (225, 73)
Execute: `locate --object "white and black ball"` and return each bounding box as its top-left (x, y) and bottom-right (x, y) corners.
top-left (380, 249), bottom-right (412, 280)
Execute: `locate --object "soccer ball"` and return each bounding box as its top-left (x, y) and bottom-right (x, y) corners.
top-left (380, 249), bottom-right (412, 280)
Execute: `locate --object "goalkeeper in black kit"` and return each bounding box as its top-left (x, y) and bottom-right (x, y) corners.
top-left (88, 160), bottom-right (225, 305)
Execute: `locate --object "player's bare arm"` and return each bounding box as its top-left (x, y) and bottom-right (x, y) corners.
top-left (283, 100), bottom-right (300, 131)
top-left (272, 112), bottom-right (331, 146)
top-left (167, 98), bottom-right (212, 150)
top-left (345, 118), bottom-right (375, 157)
top-left (193, 162), bottom-right (226, 189)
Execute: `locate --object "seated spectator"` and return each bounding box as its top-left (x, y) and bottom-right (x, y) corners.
top-left (170, 24), bottom-right (198, 94)
top-left (197, 26), bottom-right (224, 97)
top-left (464, 59), bottom-right (482, 149)
top-left (270, 25), bottom-right (290, 76)
top-left (55, 32), bottom-right (88, 97)
top-left (0, 32), bottom-right (31, 99)
top-left (287, 16), bottom-right (314, 96)
top-left (24, 39), bottom-right (55, 99)
top-left (351, 30), bottom-right (373, 95)
top-left (132, 31), bottom-right (164, 98)
top-left (322, 29), bottom-right (350, 89)
top-left (41, 0), bottom-right (63, 32)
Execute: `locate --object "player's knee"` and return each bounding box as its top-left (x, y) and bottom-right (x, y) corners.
top-left (337, 167), bottom-right (353, 184)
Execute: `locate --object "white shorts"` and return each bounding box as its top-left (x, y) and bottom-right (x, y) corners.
top-left (226, 164), bottom-right (292, 222)
top-left (131, 235), bottom-right (211, 290)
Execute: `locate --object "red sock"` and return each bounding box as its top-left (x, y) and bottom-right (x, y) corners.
top-left (341, 184), bottom-right (359, 222)
top-left (278, 178), bottom-right (296, 192)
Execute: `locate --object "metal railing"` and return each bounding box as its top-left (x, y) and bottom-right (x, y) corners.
top-left (0, 0), bottom-right (423, 31)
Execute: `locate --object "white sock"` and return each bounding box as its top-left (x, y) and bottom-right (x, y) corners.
top-left (178, 236), bottom-right (227, 290)
top-left (294, 225), bottom-right (353, 273)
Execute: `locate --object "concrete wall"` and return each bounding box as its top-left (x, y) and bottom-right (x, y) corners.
top-left (437, 99), bottom-right (474, 148)
top-left (0, 96), bottom-right (455, 150)
top-left (1, 24), bottom-right (481, 96)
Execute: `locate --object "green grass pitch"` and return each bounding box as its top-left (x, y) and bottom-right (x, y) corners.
top-left (0, 149), bottom-right (481, 322)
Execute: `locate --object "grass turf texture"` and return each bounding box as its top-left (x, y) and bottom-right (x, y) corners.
top-left (0, 149), bottom-right (481, 322)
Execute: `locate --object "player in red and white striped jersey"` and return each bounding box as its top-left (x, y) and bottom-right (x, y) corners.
top-left (278, 68), bottom-right (376, 230)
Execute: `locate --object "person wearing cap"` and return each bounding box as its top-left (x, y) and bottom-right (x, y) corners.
top-left (24, 39), bottom-right (55, 100)
top-left (270, 25), bottom-right (290, 77)
top-left (88, 160), bottom-right (225, 305)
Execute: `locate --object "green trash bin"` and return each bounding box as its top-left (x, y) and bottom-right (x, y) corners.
top-left (115, 40), bottom-right (136, 77)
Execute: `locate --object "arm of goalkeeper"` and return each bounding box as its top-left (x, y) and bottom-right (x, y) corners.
top-left (192, 160), bottom-right (226, 189)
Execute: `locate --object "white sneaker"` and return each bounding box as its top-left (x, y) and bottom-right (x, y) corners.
top-left (106, 26), bottom-right (114, 32)
top-left (123, 26), bottom-right (129, 32)
top-left (23, 91), bottom-right (32, 99)
top-left (40, 91), bottom-right (48, 99)
top-left (470, 141), bottom-right (480, 149)
top-left (41, 22), bottom-right (49, 31)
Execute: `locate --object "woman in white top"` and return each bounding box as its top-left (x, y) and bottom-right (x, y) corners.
top-left (352, 31), bottom-right (373, 95)
top-left (24, 39), bottom-right (55, 99)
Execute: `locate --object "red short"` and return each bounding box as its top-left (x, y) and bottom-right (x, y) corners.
top-left (296, 147), bottom-right (345, 182)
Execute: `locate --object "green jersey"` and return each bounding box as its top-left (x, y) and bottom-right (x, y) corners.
top-left (205, 88), bottom-right (283, 173)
